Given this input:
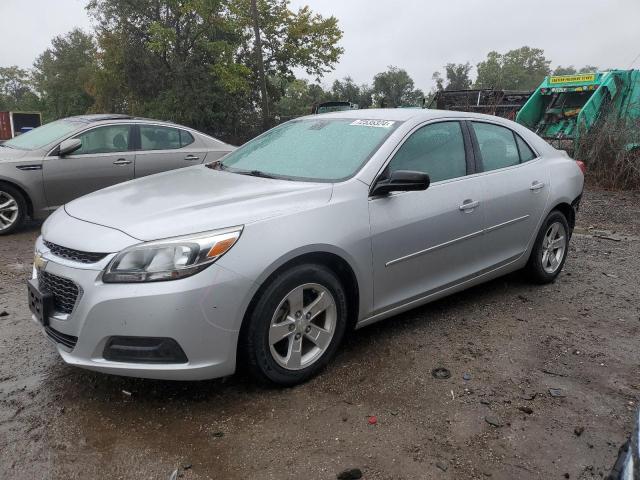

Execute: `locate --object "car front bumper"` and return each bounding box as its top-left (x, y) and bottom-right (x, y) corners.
top-left (31, 236), bottom-right (256, 381)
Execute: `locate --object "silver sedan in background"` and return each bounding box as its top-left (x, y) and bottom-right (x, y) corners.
top-left (28, 109), bottom-right (584, 386)
top-left (0, 114), bottom-right (234, 234)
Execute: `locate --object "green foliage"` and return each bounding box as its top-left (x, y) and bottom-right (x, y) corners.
top-left (373, 66), bottom-right (424, 108)
top-left (432, 63), bottom-right (473, 91)
top-left (331, 76), bottom-right (373, 108)
top-left (552, 65), bottom-right (599, 76)
top-left (0, 66), bottom-right (40, 112)
top-left (475, 46), bottom-right (551, 90)
top-left (32, 29), bottom-right (97, 121)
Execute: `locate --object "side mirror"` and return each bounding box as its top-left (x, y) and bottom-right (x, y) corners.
top-left (58, 138), bottom-right (82, 157)
top-left (371, 170), bottom-right (430, 196)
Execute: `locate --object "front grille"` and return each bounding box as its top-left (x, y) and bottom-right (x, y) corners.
top-left (45, 326), bottom-right (78, 349)
top-left (44, 240), bottom-right (108, 264)
top-left (39, 271), bottom-right (80, 314)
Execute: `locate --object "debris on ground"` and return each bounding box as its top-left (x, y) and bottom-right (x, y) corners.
top-left (367, 416), bottom-right (377, 425)
top-left (518, 406), bottom-right (533, 415)
top-left (337, 468), bottom-right (363, 479)
top-left (549, 388), bottom-right (566, 398)
top-left (463, 372), bottom-right (472, 381)
top-left (436, 460), bottom-right (449, 472)
top-left (574, 426), bottom-right (585, 437)
top-left (121, 389), bottom-right (132, 397)
top-left (485, 416), bottom-right (504, 428)
top-left (432, 367), bottom-right (451, 379)
top-left (0, 311), bottom-right (8, 317)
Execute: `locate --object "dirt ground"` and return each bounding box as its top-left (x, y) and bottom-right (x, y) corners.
top-left (1, 187), bottom-right (639, 480)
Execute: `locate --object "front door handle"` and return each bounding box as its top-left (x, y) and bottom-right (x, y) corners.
top-left (530, 181), bottom-right (545, 191)
top-left (113, 159), bottom-right (132, 166)
top-left (459, 199), bottom-right (480, 212)
top-left (184, 155), bottom-right (200, 161)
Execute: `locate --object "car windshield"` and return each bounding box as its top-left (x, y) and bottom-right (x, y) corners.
top-left (220, 118), bottom-right (400, 181)
top-left (3, 119), bottom-right (81, 150)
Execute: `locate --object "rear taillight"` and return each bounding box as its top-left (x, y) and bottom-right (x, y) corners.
top-left (575, 160), bottom-right (586, 175)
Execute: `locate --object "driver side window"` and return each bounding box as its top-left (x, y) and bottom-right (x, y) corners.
top-left (73, 125), bottom-right (131, 155)
top-left (387, 121), bottom-right (467, 183)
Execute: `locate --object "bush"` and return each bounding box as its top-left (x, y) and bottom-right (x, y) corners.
top-left (575, 114), bottom-right (640, 190)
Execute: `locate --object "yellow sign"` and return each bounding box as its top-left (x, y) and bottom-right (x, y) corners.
top-left (549, 74), bottom-right (596, 84)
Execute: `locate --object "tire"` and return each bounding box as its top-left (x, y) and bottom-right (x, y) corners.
top-left (242, 263), bottom-right (348, 387)
top-left (525, 210), bottom-right (570, 284)
top-left (0, 183), bottom-right (27, 235)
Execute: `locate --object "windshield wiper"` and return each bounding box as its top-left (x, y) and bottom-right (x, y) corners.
top-left (206, 160), bottom-right (227, 170)
top-left (240, 170), bottom-right (277, 179)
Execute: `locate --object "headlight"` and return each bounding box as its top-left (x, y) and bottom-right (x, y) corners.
top-left (102, 226), bottom-right (243, 283)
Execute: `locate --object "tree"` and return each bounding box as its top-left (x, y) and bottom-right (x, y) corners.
top-left (274, 78), bottom-right (328, 119)
top-left (86, 0), bottom-right (343, 143)
top-left (0, 66), bottom-right (40, 111)
top-left (475, 47), bottom-right (551, 90)
top-left (32, 29), bottom-right (97, 120)
top-left (372, 66), bottom-right (424, 107)
top-left (331, 76), bottom-right (373, 108)
top-left (432, 62), bottom-right (473, 91)
top-left (553, 65), bottom-right (577, 76)
top-left (230, 0), bottom-right (343, 129)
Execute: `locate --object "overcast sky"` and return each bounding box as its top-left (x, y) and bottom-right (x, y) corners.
top-left (2, 0), bottom-right (640, 92)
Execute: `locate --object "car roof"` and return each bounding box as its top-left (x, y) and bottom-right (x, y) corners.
top-left (65, 114), bottom-right (176, 125)
top-left (302, 108), bottom-right (510, 123)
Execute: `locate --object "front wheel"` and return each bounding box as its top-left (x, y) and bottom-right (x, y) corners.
top-left (242, 264), bottom-right (348, 386)
top-left (525, 210), bottom-right (570, 284)
top-left (0, 184), bottom-right (27, 235)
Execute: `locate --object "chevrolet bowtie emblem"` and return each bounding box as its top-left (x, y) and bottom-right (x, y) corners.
top-left (34, 252), bottom-right (47, 270)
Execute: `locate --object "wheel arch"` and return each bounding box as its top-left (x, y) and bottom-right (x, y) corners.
top-left (237, 249), bottom-right (362, 358)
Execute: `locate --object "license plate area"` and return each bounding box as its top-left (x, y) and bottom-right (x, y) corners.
top-left (27, 278), bottom-right (54, 327)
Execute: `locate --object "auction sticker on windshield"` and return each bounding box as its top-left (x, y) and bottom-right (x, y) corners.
top-left (350, 119), bottom-right (395, 128)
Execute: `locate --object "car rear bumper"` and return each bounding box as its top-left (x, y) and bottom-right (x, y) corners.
top-left (31, 236), bottom-right (256, 381)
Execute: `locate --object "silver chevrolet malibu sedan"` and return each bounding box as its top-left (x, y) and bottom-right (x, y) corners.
top-left (28, 109), bottom-right (584, 386)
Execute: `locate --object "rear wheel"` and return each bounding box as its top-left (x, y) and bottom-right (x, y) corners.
top-left (242, 264), bottom-right (348, 386)
top-left (525, 210), bottom-right (570, 283)
top-left (0, 184), bottom-right (26, 235)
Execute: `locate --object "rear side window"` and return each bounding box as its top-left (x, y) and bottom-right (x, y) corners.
top-left (516, 134), bottom-right (536, 162)
top-left (180, 130), bottom-right (195, 147)
top-left (472, 122), bottom-right (520, 171)
top-left (388, 121), bottom-right (467, 183)
top-left (140, 125), bottom-right (182, 150)
top-left (73, 125), bottom-right (131, 155)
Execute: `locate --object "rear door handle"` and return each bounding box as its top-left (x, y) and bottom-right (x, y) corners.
top-left (184, 155), bottom-right (200, 161)
top-left (459, 199), bottom-right (480, 212)
top-left (530, 181), bottom-right (545, 191)
top-left (113, 159), bottom-right (132, 166)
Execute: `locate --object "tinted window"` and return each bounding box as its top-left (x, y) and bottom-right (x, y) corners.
top-left (140, 125), bottom-right (182, 150)
top-left (387, 121), bottom-right (467, 183)
top-left (221, 118), bottom-right (399, 181)
top-left (180, 130), bottom-right (195, 147)
top-left (472, 122), bottom-right (520, 171)
top-left (516, 134), bottom-right (536, 162)
top-left (73, 125), bottom-right (130, 155)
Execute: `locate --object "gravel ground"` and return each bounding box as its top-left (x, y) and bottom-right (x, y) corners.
top-left (1, 187), bottom-right (639, 480)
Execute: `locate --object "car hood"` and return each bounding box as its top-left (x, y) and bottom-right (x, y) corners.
top-left (64, 165), bottom-right (333, 241)
top-left (0, 147), bottom-right (30, 162)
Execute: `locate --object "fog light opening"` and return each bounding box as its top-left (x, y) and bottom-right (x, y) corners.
top-left (103, 336), bottom-right (188, 364)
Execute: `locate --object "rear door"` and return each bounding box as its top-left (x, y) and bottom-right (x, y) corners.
top-left (469, 121), bottom-right (550, 268)
top-left (369, 120), bottom-right (487, 312)
top-left (43, 124), bottom-right (135, 207)
top-left (133, 124), bottom-right (209, 178)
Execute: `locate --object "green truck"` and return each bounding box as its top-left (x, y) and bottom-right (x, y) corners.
top-left (516, 70), bottom-right (640, 152)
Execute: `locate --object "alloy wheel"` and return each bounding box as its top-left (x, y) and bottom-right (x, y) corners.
top-left (268, 283), bottom-right (337, 371)
top-left (541, 221), bottom-right (567, 274)
top-left (0, 191), bottom-right (19, 232)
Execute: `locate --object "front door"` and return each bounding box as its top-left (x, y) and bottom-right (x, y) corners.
top-left (43, 124), bottom-right (134, 207)
top-left (369, 121), bottom-right (487, 313)
top-left (469, 121), bottom-right (550, 268)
